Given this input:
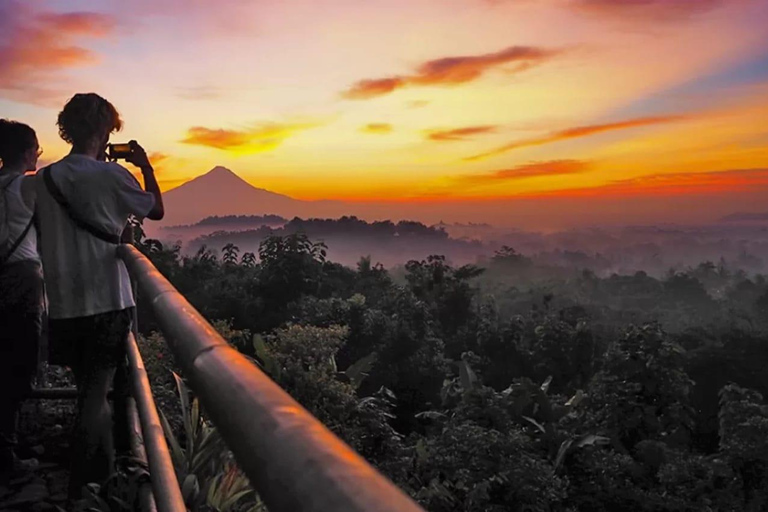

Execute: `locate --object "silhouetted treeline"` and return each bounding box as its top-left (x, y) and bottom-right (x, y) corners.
top-left (184, 216), bottom-right (476, 267)
top-left (198, 214), bottom-right (286, 226)
top-left (163, 214), bottom-right (287, 229)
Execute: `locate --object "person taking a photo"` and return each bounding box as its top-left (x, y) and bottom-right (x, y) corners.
top-left (34, 93), bottom-right (164, 499)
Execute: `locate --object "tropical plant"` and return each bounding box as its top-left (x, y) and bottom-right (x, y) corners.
top-left (240, 252), bottom-right (256, 268)
top-left (159, 373), bottom-right (265, 512)
top-left (206, 461), bottom-right (266, 512)
top-left (72, 457), bottom-right (151, 512)
top-left (222, 243), bottom-right (240, 266)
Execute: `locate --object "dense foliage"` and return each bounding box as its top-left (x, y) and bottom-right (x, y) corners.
top-left (136, 232), bottom-right (768, 512)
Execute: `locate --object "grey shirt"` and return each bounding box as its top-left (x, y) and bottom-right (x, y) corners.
top-left (35, 154), bottom-right (155, 319)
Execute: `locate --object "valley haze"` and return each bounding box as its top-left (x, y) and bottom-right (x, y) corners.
top-left (150, 167), bottom-right (768, 273)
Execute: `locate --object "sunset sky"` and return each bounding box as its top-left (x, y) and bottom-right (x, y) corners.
top-left (2, 0), bottom-right (768, 226)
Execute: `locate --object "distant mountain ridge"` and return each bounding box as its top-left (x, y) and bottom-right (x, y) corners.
top-left (158, 166), bottom-right (346, 226)
top-left (152, 166), bottom-right (768, 232)
top-left (162, 214), bottom-right (288, 230)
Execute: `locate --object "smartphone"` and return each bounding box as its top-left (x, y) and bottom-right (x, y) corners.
top-left (108, 143), bottom-right (132, 160)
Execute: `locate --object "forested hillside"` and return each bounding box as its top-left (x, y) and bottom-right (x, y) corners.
top-left (136, 230), bottom-right (768, 512)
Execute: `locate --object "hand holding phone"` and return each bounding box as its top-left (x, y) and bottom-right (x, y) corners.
top-left (108, 140), bottom-right (152, 171)
top-left (125, 141), bottom-right (152, 170)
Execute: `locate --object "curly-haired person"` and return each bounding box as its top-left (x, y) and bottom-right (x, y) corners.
top-left (34, 93), bottom-right (164, 499)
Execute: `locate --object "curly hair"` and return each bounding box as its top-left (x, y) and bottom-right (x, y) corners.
top-left (0, 119), bottom-right (36, 166)
top-left (57, 93), bottom-right (123, 147)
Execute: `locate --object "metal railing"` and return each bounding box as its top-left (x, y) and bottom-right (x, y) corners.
top-left (118, 244), bottom-right (426, 512)
top-left (126, 331), bottom-right (186, 512)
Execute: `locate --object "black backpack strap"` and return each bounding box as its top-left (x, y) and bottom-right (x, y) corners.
top-left (42, 166), bottom-right (121, 245)
top-left (1, 175), bottom-right (16, 192)
top-left (0, 214), bottom-right (35, 268)
top-left (0, 174), bottom-right (35, 267)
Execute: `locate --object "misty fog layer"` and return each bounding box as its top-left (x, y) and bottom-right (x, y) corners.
top-left (156, 214), bottom-right (768, 276)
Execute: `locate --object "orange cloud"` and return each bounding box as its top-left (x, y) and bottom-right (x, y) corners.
top-left (124, 151), bottom-right (171, 185)
top-left (148, 152), bottom-right (169, 171)
top-left (459, 160), bottom-right (590, 184)
top-left (181, 122), bottom-right (318, 153)
top-left (360, 123), bottom-right (393, 134)
top-left (37, 12), bottom-right (114, 37)
top-left (466, 115), bottom-right (686, 161)
top-left (524, 167), bottom-right (768, 199)
top-left (344, 78), bottom-right (405, 100)
top-left (573, 0), bottom-right (728, 21)
top-left (367, 167), bottom-right (768, 204)
top-left (182, 128), bottom-right (253, 150)
top-left (342, 45), bottom-right (560, 99)
top-left (0, 3), bottom-right (115, 105)
top-left (126, 151), bottom-right (198, 192)
top-left (148, 151), bottom-right (169, 161)
top-left (427, 125), bottom-right (499, 142)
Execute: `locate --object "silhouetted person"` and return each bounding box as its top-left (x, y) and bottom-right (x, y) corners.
top-left (0, 119), bottom-right (45, 483)
top-left (34, 93), bottom-right (164, 499)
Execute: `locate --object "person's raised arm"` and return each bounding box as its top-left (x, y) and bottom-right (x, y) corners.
top-left (125, 140), bottom-right (164, 221)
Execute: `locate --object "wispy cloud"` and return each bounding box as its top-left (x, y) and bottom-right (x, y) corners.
top-left (344, 78), bottom-right (405, 100)
top-left (465, 115), bottom-right (685, 161)
top-left (0, 2), bottom-right (115, 105)
top-left (180, 121), bottom-right (319, 153)
top-left (404, 167), bottom-right (768, 203)
top-left (342, 45), bottom-right (560, 99)
top-left (148, 152), bottom-right (170, 169)
top-left (176, 85), bottom-right (222, 100)
top-left (427, 125), bottom-right (499, 142)
top-left (360, 123), bottom-right (393, 134)
top-left (406, 100), bottom-right (431, 109)
top-left (526, 167), bottom-right (768, 198)
top-left (458, 160), bottom-right (590, 184)
top-left (139, 152), bottom-right (192, 191)
top-left (118, 0), bottom-right (257, 34)
top-left (572, 0), bottom-right (728, 21)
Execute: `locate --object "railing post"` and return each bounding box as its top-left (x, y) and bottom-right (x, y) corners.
top-left (126, 397), bottom-right (159, 512)
top-left (113, 232), bottom-right (138, 458)
top-left (126, 332), bottom-right (186, 512)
